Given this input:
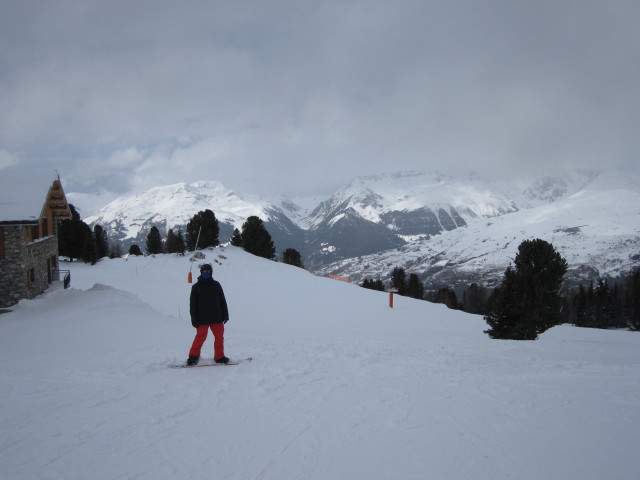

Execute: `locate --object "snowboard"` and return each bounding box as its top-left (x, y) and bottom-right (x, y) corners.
top-left (169, 357), bottom-right (252, 368)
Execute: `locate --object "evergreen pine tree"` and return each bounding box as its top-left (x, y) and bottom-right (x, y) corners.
top-left (58, 204), bottom-right (93, 262)
top-left (109, 242), bottom-right (123, 259)
top-left (462, 283), bottom-right (488, 314)
top-left (175, 228), bottom-right (186, 254)
top-left (483, 266), bottom-right (520, 337)
top-left (146, 226), bottom-right (163, 255)
top-left (281, 248), bottom-right (304, 268)
top-left (165, 229), bottom-right (176, 253)
top-left (573, 284), bottom-right (589, 327)
top-left (406, 273), bottom-right (424, 299)
top-left (128, 244), bottom-right (143, 256)
top-left (443, 287), bottom-right (459, 309)
top-left (586, 281), bottom-right (597, 326)
top-left (186, 209), bottom-right (219, 250)
top-left (593, 280), bottom-right (615, 328)
top-left (93, 225), bottom-right (109, 259)
top-left (626, 270), bottom-right (640, 331)
top-left (82, 229), bottom-right (97, 265)
top-left (426, 286), bottom-right (459, 309)
top-left (241, 216), bottom-right (276, 259)
top-left (230, 228), bottom-right (243, 247)
top-left (391, 267), bottom-right (407, 295)
top-left (484, 239), bottom-right (568, 340)
top-left (165, 228), bottom-right (186, 254)
top-left (610, 282), bottom-right (625, 328)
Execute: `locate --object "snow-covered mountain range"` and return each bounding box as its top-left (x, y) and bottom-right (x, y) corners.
top-left (84, 168), bottom-right (640, 288)
top-left (85, 180), bottom-right (268, 242)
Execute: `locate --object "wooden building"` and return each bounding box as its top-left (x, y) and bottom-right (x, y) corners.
top-left (0, 171), bottom-right (72, 308)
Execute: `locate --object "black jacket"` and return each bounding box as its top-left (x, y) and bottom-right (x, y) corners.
top-left (189, 276), bottom-right (229, 327)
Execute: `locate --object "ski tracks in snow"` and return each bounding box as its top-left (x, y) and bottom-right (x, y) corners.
top-left (204, 336), bottom-right (439, 480)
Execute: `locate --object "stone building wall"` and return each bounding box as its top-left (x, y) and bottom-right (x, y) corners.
top-left (0, 226), bottom-right (59, 308)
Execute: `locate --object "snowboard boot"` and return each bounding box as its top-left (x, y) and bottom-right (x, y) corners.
top-left (215, 356), bottom-right (229, 364)
top-left (187, 356), bottom-right (199, 366)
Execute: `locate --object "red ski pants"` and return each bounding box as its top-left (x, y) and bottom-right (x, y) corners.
top-left (189, 323), bottom-right (225, 360)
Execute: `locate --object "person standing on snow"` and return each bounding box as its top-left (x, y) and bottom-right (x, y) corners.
top-left (186, 263), bottom-right (230, 365)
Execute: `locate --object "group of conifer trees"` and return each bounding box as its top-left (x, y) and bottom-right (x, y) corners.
top-left (58, 206), bottom-right (304, 268)
top-left (362, 269), bottom-right (484, 312)
top-left (362, 238), bottom-right (640, 339)
top-left (564, 275), bottom-right (640, 331)
top-left (57, 205), bottom-right (111, 264)
top-left (129, 210), bottom-right (279, 261)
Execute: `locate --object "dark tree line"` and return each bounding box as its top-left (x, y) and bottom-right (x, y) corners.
top-left (58, 205), bottom-right (112, 264)
top-left (565, 273), bottom-right (640, 331)
top-left (363, 267), bottom-right (426, 299)
top-left (362, 268), bottom-right (475, 311)
top-left (74, 208), bottom-right (305, 267)
top-left (130, 226), bottom-right (188, 256)
top-left (127, 209), bottom-right (221, 256)
top-left (362, 278), bottom-right (385, 291)
top-left (360, 240), bottom-right (569, 340)
top-left (361, 238), bottom-right (639, 338)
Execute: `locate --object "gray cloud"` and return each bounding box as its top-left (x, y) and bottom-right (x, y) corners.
top-left (1, 0), bottom-right (638, 209)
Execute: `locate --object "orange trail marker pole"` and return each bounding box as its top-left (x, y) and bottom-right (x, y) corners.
top-left (327, 274), bottom-right (350, 283)
top-left (388, 280), bottom-right (396, 308)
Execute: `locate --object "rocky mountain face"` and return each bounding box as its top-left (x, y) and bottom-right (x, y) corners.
top-left (84, 169), bottom-right (640, 288)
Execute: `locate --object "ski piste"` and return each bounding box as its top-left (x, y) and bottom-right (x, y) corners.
top-left (169, 357), bottom-right (252, 368)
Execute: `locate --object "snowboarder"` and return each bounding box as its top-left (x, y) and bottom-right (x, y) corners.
top-left (186, 263), bottom-right (230, 365)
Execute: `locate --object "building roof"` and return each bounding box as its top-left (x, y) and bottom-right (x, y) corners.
top-left (0, 169), bottom-right (61, 223)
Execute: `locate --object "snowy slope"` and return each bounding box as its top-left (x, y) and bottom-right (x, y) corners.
top-left (319, 171), bottom-right (640, 286)
top-left (1, 247), bottom-right (640, 479)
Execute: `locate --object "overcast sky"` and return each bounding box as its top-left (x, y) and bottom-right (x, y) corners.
top-left (1, 0), bottom-right (639, 214)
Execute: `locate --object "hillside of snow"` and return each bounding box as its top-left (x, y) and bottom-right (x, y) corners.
top-left (319, 173), bottom-right (640, 287)
top-left (2, 247), bottom-right (640, 479)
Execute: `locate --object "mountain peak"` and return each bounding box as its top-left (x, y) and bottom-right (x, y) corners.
top-left (84, 179), bottom-right (272, 243)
